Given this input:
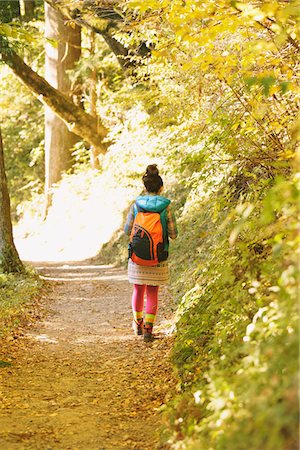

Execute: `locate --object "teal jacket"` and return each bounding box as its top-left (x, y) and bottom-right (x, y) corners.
top-left (135, 195), bottom-right (170, 212)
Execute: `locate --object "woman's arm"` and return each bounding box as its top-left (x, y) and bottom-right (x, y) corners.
top-left (167, 205), bottom-right (178, 239)
top-left (124, 204), bottom-right (135, 236)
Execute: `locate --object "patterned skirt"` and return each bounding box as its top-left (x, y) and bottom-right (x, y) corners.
top-left (127, 258), bottom-right (169, 286)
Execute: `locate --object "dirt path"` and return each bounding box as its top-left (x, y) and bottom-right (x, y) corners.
top-left (0, 262), bottom-right (175, 450)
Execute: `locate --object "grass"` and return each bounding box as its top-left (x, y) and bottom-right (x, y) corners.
top-left (0, 267), bottom-right (43, 338)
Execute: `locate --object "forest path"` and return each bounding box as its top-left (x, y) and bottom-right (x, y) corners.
top-left (0, 262), bottom-right (174, 450)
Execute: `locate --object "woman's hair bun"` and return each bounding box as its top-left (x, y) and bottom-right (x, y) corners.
top-left (145, 164), bottom-right (159, 177)
top-left (143, 164), bottom-right (163, 193)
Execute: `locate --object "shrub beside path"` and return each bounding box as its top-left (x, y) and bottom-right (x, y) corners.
top-left (0, 262), bottom-right (175, 449)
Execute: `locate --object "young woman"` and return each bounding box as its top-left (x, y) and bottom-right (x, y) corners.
top-left (124, 164), bottom-right (178, 342)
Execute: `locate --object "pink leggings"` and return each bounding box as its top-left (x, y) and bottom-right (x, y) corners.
top-left (132, 284), bottom-right (159, 316)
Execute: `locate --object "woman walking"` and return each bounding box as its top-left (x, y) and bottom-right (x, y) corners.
top-left (124, 164), bottom-right (178, 342)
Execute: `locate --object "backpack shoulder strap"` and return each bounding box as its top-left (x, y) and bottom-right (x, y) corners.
top-left (160, 208), bottom-right (169, 250)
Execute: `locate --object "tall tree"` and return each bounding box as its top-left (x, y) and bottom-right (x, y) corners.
top-left (87, 30), bottom-right (101, 170)
top-left (20, 0), bottom-right (35, 20)
top-left (44, 2), bottom-right (81, 201)
top-left (0, 127), bottom-right (23, 273)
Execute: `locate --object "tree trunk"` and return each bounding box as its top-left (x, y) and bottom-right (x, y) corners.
top-left (0, 127), bottom-right (23, 274)
top-left (44, 3), bottom-right (81, 203)
top-left (88, 30), bottom-right (101, 170)
top-left (0, 48), bottom-right (108, 153)
top-left (20, 0), bottom-right (35, 20)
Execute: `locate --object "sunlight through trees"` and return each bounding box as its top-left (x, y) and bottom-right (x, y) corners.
top-left (0, 1), bottom-right (299, 448)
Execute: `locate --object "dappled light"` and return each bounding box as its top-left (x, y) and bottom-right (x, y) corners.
top-left (32, 334), bottom-right (58, 344)
top-left (37, 264), bottom-right (128, 282)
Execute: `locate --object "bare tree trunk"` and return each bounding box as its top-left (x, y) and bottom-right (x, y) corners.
top-left (88, 30), bottom-right (101, 170)
top-left (20, 0), bottom-right (35, 20)
top-left (44, 2), bottom-right (82, 206)
top-left (0, 127), bottom-right (23, 273)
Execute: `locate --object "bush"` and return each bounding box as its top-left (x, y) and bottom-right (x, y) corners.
top-left (0, 268), bottom-right (43, 338)
top-left (163, 173), bottom-right (299, 450)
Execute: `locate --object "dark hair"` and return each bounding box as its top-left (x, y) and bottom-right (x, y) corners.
top-left (142, 164), bottom-right (163, 193)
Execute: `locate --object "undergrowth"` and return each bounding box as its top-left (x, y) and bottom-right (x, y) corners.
top-left (0, 268), bottom-right (42, 338)
top-left (161, 171), bottom-right (299, 450)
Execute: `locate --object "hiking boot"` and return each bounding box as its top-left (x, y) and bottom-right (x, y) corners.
top-left (132, 319), bottom-right (143, 336)
top-left (143, 325), bottom-right (154, 342)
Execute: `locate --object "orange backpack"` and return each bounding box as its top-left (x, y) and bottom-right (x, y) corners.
top-left (129, 207), bottom-right (168, 266)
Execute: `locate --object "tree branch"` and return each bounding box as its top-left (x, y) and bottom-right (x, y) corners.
top-left (231, 4), bottom-right (300, 53)
top-left (44, 0), bottom-right (150, 71)
top-left (0, 47), bottom-right (109, 153)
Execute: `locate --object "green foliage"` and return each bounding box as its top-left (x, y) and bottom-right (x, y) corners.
top-left (0, 360), bottom-right (12, 368)
top-left (161, 171), bottom-right (299, 449)
top-left (67, 31), bottom-right (125, 111)
top-left (0, 267), bottom-right (42, 338)
top-left (0, 2), bottom-right (45, 55)
top-left (0, 1), bottom-right (20, 23)
top-left (0, 70), bottom-right (44, 218)
top-left (0, 17), bottom-right (45, 218)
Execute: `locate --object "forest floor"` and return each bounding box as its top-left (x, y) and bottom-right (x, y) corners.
top-left (0, 261), bottom-right (175, 450)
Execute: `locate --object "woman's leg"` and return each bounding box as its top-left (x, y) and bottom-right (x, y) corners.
top-left (145, 285), bottom-right (159, 328)
top-left (132, 284), bottom-right (146, 323)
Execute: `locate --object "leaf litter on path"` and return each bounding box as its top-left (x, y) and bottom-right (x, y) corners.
top-left (0, 262), bottom-right (175, 450)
